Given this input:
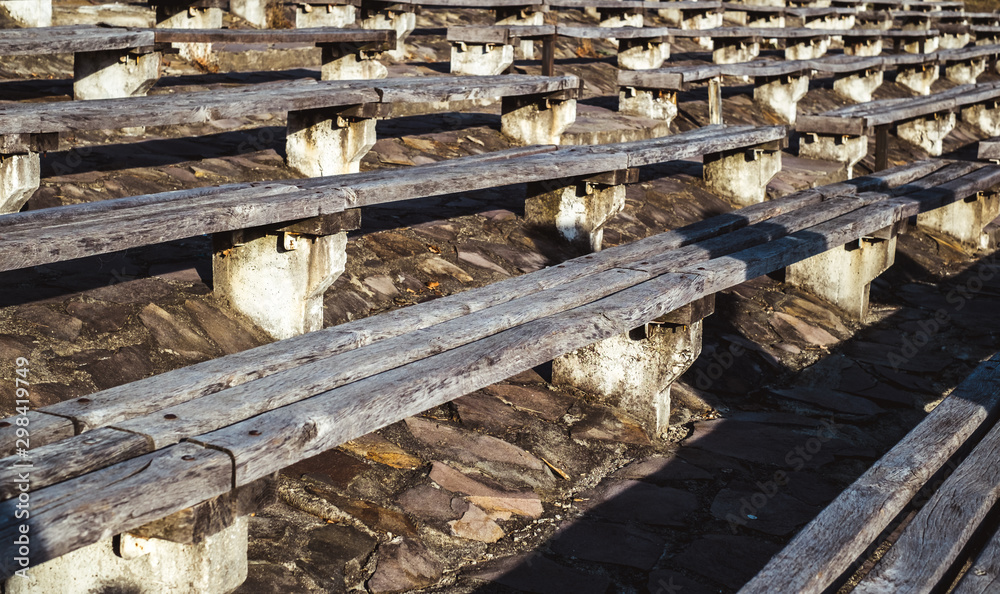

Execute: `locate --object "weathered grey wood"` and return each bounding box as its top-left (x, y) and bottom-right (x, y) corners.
top-left (0, 443), bottom-right (231, 571)
top-left (0, 412), bottom-right (74, 458)
top-left (192, 192), bottom-right (928, 487)
top-left (980, 137), bottom-right (1000, 160)
top-left (740, 354), bottom-right (1000, 594)
top-left (153, 27), bottom-right (394, 45)
top-left (374, 74), bottom-right (579, 103)
top-left (0, 26), bottom-right (155, 56)
top-left (855, 415), bottom-right (1000, 593)
top-left (953, 523), bottom-right (1000, 593)
top-left (545, 0), bottom-right (645, 7)
top-left (0, 428), bottom-right (150, 501)
top-left (556, 25), bottom-right (674, 39)
top-left (110, 190), bottom-right (877, 452)
top-left (447, 25), bottom-right (555, 42)
top-left (6, 156), bottom-right (943, 449)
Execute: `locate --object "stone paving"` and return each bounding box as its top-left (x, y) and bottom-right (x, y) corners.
top-left (1, 5), bottom-right (1000, 593)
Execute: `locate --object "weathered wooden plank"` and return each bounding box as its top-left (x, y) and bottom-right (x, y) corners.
top-left (739, 353), bottom-right (1000, 594)
top-left (557, 25), bottom-right (674, 39)
top-left (855, 413), bottom-right (1000, 593)
top-left (0, 26), bottom-right (155, 56)
top-left (7, 157), bottom-right (943, 448)
top-left (374, 74), bottom-right (579, 103)
top-left (0, 428), bottom-right (150, 501)
top-left (0, 412), bottom-right (74, 458)
top-left (447, 25), bottom-right (555, 42)
top-left (153, 27), bottom-right (394, 45)
top-left (979, 137), bottom-right (1000, 160)
top-left (111, 190), bottom-right (879, 451)
top-left (952, 523), bottom-right (1000, 593)
top-left (797, 114), bottom-right (866, 136)
top-left (0, 443), bottom-right (231, 572)
top-left (192, 270), bottom-right (706, 486)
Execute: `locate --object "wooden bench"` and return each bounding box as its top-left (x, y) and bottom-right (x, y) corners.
top-left (0, 74), bottom-right (581, 214)
top-left (741, 353), bottom-right (1000, 593)
top-left (798, 81), bottom-right (1000, 176)
top-left (2, 156), bottom-right (997, 592)
top-left (0, 124), bottom-right (787, 335)
top-left (0, 25), bottom-right (396, 100)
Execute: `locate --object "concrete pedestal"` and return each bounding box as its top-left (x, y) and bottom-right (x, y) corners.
top-left (230, 0), bottom-right (267, 27)
top-left (962, 101), bottom-right (1000, 137)
top-left (617, 38), bottom-right (671, 70)
top-left (525, 175), bottom-right (627, 252)
top-left (917, 191), bottom-right (1000, 250)
top-left (713, 39), bottom-right (760, 64)
top-left (450, 42), bottom-right (514, 76)
top-left (214, 229), bottom-right (348, 340)
top-left (704, 145), bottom-right (782, 206)
top-left (896, 64), bottom-right (940, 96)
top-left (286, 108), bottom-right (377, 177)
top-left (799, 133), bottom-right (867, 179)
top-left (500, 94), bottom-right (576, 145)
top-left (553, 299), bottom-right (713, 439)
top-left (618, 87), bottom-right (677, 124)
top-left (833, 69), bottom-right (884, 102)
top-left (155, 5), bottom-right (224, 67)
top-left (754, 74), bottom-right (809, 124)
top-left (896, 113), bottom-right (955, 156)
top-left (321, 44), bottom-right (388, 80)
top-left (73, 49), bottom-right (161, 101)
top-left (5, 517), bottom-right (248, 594)
top-left (786, 229), bottom-right (898, 319)
top-left (496, 7), bottom-right (542, 59)
top-left (784, 37), bottom-right (830, 60)
top-left (844, 38), bottom-right (882, 56)
top-left (358, 7), bottom-right (415, 59)
top-left (0, 0), bottom-right (50, 26)
top-left (295, 2), bottom-right (356, 27)
top-left (0, 153), bottom-right (40, 215)
top-left (946, 58), bottom-right (987, 85)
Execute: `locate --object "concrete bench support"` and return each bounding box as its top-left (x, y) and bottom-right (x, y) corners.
top-left (784, 37), bottom-right (830, 60)
top-left (524, 169), bottom-right (632, 252)
top-left (786, 224), bottom-right (899, 318)
top-left (0, 0), bottom-right (51, 26)
top-left (500, 91), bottom-right (577, 145)
top-left (0, 153), bottom-right (41, 215)
top-left (962, 101), bottom-right (1000, 137)
top-left (917, 191), bottom-right (1000, 250)
top-left (703, 142), bottom-right (782, 206)
top-left (899, 35), bottom-right (940, 54)
top-left (320, 43), bottom-right (388, 80)
top-left (661, 8), bottom-right (722, 49)
top-left (713, 38), bottom-right (760, 64)
top-left (359, 3), bottom-right (416, 59)
top-left (946, 58), bottom-right (988, 85)
top-left (295, 2), bottom-right (356, 28)
top-left (754, 73), bottom-right (810, 124)
top-left (5, 518), bottom-right (248, 594)
top-left (617, 38), bottom-right (671, 70)
top-left (286, 106), bottom-right (377, 177)
top-left (618, 87), bottom-right (677, 124)
top-left (896, 64), bottom-right (939, 96)
top-left (73, 49), bottom-right (161, 101)
top-left (496, 6), bottom-right (543, 59)
top-left (450, 42), bottom-right (514, 76)
top-left (213, 213), bottom-right (357, 340)
top-left (843, 37), bottom-right (883, 56)
top-left (799, 133), bottom-right (867, 179)
top-left (155, 3), bottom-right (224, 66)
top-left (230, 0), bottom-right (267, 27)
top-left (896, 112), bottom-right (956, 156)
top-left (4, 475), bottom-right (276, 594)
top-left (553, 297), bottom-right (713, 439)
top-left (939, 30), bottom-right (972, 50)
top-left (833, 68), bottom-right (884, 102)
top-left (598, 7), bottom-right (643, 28)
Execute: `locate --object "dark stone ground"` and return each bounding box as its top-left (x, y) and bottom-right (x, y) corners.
top-left (2, 4), bottom-right (1000, 593)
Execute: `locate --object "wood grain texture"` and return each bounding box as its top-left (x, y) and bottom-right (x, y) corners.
top-left (0, 412), bottom-right (74, 458)
top-left (153, 27), bottom-right (394, 44)
top-left (740, 354), bottom-right (1000, 594)
top-left (0, 26), bottom-right (154, 56)
top-left (0, 443), bottom-right (231, 571)
top-left (855, 414), bottom-right (1000, 593)
top-left (0, 428), bottom-right (150, 500)
top-left (953, 524), bottom-right (1000, 594)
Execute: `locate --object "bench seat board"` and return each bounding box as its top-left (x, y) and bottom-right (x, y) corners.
top-left (152, 27), bottom-right (395, 45)
top-left (854, 412), bottom-right (1000, 593)
top-left (0, 26), bottom-right (155, 56)
top-left (740, 353), bottom-right (1000, 594)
